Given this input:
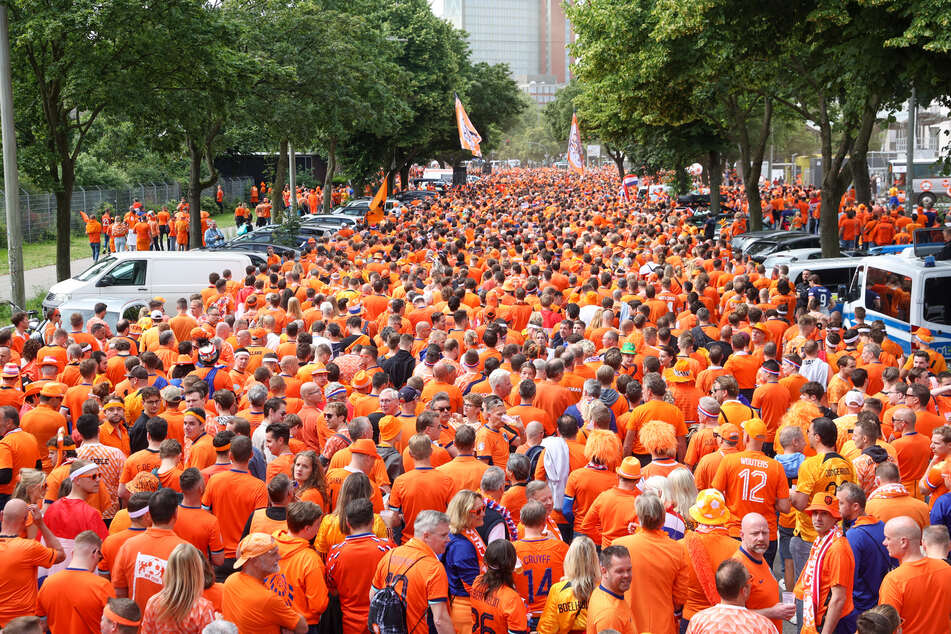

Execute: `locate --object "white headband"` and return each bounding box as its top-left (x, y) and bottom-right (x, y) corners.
top-left (68, 463), bottom-right (98, 481)
top-left (128, 506), bottom-right (150, 519)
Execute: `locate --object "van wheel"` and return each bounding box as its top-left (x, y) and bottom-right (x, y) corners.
top-left (918, 192), bottom-right (937, 208)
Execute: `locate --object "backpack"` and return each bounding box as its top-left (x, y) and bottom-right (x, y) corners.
top-left (525, 444), bottom-right (544, 482)
top-left (378, 445), bottom-right (405, 483)
top-left (368, 555), bottom-right (427, 634)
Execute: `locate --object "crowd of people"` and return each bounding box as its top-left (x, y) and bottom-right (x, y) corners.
top-left (1, 167), bottom-right (950, 634)
top-left (77, 181), bottom-right (358, 262)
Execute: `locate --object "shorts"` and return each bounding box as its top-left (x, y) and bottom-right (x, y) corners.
top-left (778, 525), bottom-right (793, 561)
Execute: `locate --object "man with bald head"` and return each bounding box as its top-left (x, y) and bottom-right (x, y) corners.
top-left (734, 513), bottom-right (794, 631)
top-left (0, 499), bottom-right (65, 626)
top-left (880, 515), bottom-right (951, 634)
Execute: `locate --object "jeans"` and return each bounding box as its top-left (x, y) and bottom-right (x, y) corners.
top-left (168, 235), bottom-right (177, 251)
top-left (791, 535), bottom-right (814, 632)
top-left (91, 242), bottom-right (100, 262)
top-left (840, 239), bottom-right (855, 250)
top-left (159, 225), bottom-right (170, 249)
top-left (114, 236), bottom-right (126, 252)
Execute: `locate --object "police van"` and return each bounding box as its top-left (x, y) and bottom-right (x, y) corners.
top-left (841, 229), bottom-right (951, 358)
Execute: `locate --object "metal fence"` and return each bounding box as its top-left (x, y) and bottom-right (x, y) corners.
top-left (0, 177), bottom-right (251, 243)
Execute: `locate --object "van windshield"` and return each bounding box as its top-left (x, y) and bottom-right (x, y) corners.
top-left (75, 257), bottom-right (116, 281)
top-left (924, 276), bottom-right (951, 325)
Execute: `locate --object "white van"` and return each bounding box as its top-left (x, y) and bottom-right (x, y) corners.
top-left (842, 250), bottom-right (951, 359)
top-left (784, 257), bottom-right (864, 314)
top-left (42, 251), bottom-right (254, 311)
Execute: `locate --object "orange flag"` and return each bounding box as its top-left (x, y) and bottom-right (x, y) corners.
top-left (367, 177), bottom-right (387, 225)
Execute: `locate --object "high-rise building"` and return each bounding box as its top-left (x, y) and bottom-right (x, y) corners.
top-left (432, 0), bottom-right (574, 105)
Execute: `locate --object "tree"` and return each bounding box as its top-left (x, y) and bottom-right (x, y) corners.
top-left (9, 0), bottom-right (207, 280)
top-left (133, 3), bottom-right (258, 249)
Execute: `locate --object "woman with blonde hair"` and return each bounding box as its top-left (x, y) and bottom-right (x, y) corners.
top-left (537, 536), bottom-right (599, 634)
top-left (314, 471), bottom-right (388, 556)
top-left (642, 470), bottom-right (696, 540)
top-left (442, 489), bottom-right (486, 634)
top-left (286, 297), bottom-right (304, 323)
top-left (12, 468), bottom-right (46, 538)
top-left (141, 542), bottom-right (215, 633)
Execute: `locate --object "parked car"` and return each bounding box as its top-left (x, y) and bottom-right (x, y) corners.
top-left (36, 297), bottom-right (148, 344)
top-left (677, 191), bottom-right (710, 206)
top-left (198, 242), bottom-right (300, 260)
top-left (301, 214), bottom-right (357, 228)
top-left (746, 234), bottom-right (823, 262)
top-left (730, 229), bottom-right (791, 253)
top-left (43, 251), bottom-right (254, 311)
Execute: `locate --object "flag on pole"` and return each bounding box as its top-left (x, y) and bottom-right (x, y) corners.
top-left (455, 94), bottom-right (482, 157)
top-left (367, 177), bottom-right (387, 225)
top-left (567, 112), bottom-right (584, 173)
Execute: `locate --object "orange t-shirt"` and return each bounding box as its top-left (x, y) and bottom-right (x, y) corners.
top-left (513, 535), bottom-right (569, 616)
top-left (879, 556), bottom-right (951, 634)
top-left (0, 536), bottom-right (59, 626)
top-left (111, 527), bottom-right (187, 612)
top-left (892, 432), bottom-right (931, 498)
top-left (565, 465), bottom-right (618, 533)
top-left (222, 570), bottom-right (304, 632)
top-left (611, 529), bottom-right (688, 634)
top-left (624, 400), bottom-right (688, 454)
top-left (327, 532), bottom-right (393, 634)
top-left (36, 568), bottom-right (115, 634)
top-left (119, 448), bottom-right (161, 484)
top-left (711, 450), bottom-right (790, 538)
top-left (0, 429), bottom-right (40, 495)
top-left (751, 382), bottom-right (791, 441)
top-left (370, 539), bottom-right (449, 634)
top-left (475, 424), bottom-right (517, 468)
top-left (735, 545), bottom-right (784, 632)
top-left (388, 467), bottom-right (456, 538)
top-left (578, 486), bottom-right (640, 547)
top-left (201, 468), bottom-right (267, 557)
top-left (793, 536), bottom-right (854, 631)
top-left (436, 455), bottom-right (490, 492)
top-left (99, 526), bottom-right (145, 575)
top-left (469, 582), bottom-right (529, 634)
top-left (21, 405), bottom-right (68, 471)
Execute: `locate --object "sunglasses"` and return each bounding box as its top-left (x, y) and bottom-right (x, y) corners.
top-left (79, 473), bottom-right (100, 481)
top-left (434, 406), bottom-right (451, 412)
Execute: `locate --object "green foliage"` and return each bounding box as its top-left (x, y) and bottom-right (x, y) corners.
top-left (496, 94), bottom-right (561, 163)
top-left (543, 81), bottom-right (582, 150)
top-left (272, 213), bottom-right (302, 249)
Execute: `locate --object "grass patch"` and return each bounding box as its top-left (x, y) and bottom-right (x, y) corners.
top-left (0, 292), bottom-right (46, 322)
top-left (0, 209), bottom-right (241, 276)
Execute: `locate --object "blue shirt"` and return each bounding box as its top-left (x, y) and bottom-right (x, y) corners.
top-left (440, 534), bottom-right (480, 597)
top-left (844, 518), bottom-right (896, 612)
top-left (931, 491), bottom-right (951, 535)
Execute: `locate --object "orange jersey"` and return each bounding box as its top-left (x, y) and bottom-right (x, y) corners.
top-left (513, 535), bottom-right (569, 616)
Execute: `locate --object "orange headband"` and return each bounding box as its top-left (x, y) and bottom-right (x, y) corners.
top-left (215, 442), bottom-right (231, 452)
top-left (103, 605), bottom-right (141, 627)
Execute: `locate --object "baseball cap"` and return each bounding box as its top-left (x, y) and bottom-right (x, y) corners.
top-left (843, 391), bottom-right (865, 407)
top-left (350, 438), bottom-right (377, 456)
top-left (742, 418), bottom-right (767, 440)
top-left (233, 533), bottom-right (277, 569)
top-left (161, 385), bottom-right (183, 403)
top-left (149, 310), bottom-right (163, 320)
top-left (39, 382), bottom-right (67, 398)
top-left (716, 423), bottom-right (741, 443)
top-left (804, 492), bottom-right (841, 519)
top-left (398, 386), bottom-right (419, 402)
top-left (621, 342), bottom-right (636, 354)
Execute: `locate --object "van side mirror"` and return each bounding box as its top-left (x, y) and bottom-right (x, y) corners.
top-left (96, 275), bottom-right (114, 288)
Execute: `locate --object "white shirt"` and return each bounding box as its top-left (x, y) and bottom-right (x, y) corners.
top-left (800, 357), bottom-right (830, 385)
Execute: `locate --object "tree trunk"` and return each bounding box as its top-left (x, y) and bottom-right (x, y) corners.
top-left (55, 158), bottom-right (75, 281)
top-left (188, 140), bottom-right (204, 249)
top-left (400, 162), bottom-right (411, 192)
top-left (272, 138), bottom-right (288, 225)
top-left (322, 138), bottom-right (336, 213)
top-left (850, 101), bottom-right (878, 207)
top-left (730, 97), bottom-right (772, 231)
top-left (605, 144), bottom-right (625, 179)
top-left (708, 150), bottom-right (721, 215)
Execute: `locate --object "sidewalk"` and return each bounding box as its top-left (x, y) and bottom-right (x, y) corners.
top-left (0, 225), bottom-right (237, 305)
